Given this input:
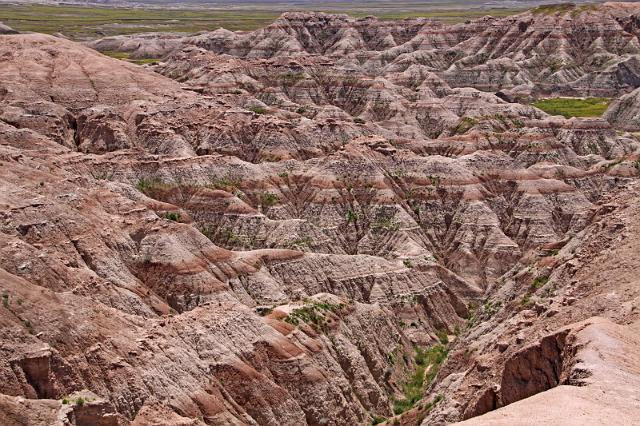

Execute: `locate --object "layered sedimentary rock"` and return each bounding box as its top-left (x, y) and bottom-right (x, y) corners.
top-left (419, 180), bottom-right (640, 425)
top-left (605, 86), bottom-right (640, 130)
top-left (91, 3), bottom-right (640, 98)
top-left (1, 4), bottom-right (640, 425)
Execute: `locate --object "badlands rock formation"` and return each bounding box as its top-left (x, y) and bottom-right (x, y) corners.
top-left (1, 3), bottom-right (639, 426)
top-left (605, 86), bottom-right (640, 130)
top-left (91, 2), bottom-right (640, 99)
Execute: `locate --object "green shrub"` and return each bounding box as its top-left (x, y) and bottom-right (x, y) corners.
top-left (76, 397), bottom-right (85, 407)
top-left (345, 209), bottom-right (359, 224)
top-left (530, 276), bottom-right (549, 290)
top-left (164, 212), bottom-right (180, 222)
top-left (136, 177), bottom-right (169, 196)
top-left (208, 175), bottom-right (241, 192)
top-left (255, 306), bottom-right (273, 316)
top-left (393, 344), bottom-right (448, 414)
top-left (371, 415), bottom-right (387, 425)
top-left (260, 192), bottom-right (279, 207)
top-left (436, 329), bottom-right (449, 345)
top-left (453, 117), bottom-right (478, 135)
top-left (248, 105), bottom-right (266, 114)
top-left (284, 300), bottom-right (344, 331)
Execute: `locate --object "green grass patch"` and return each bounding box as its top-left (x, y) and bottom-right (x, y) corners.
top-left (163, 211), bottom-right (181, 222)
top-left (532, 97), bottom-right (610, 118)
top-left (393, 344), bottom-right (448, 415)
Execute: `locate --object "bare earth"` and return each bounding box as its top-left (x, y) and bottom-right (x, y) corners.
top-left (0, 2), bottom-right (639, 425)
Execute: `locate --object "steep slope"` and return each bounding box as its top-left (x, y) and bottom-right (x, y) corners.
top-left (413, 179), bottom-right (640, 425)
top-left (455, 318), bottom-right (640, 426)
top-left (0, 34), bottom-right (471, 425)
top-left (605, 86), bottom-right (640, 130)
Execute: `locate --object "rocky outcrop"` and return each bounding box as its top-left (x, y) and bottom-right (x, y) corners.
top-left (605, 86), bottom-right (640, 131)
top-left (456, 318), bottom-right (640, 425)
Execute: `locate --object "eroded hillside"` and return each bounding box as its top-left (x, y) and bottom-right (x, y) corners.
top-left (1, 3), bottom-right (639, 426)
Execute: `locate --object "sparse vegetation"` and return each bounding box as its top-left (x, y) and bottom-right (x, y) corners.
top-left (284, 300), bottom-right (344, 331)
top-left (436, 329), bottom-right (449, 345)
top-left (287, 236), bottom-right (314, 249)
top-left (201, 226), bottom-right (242, 247)
top-left (532, 97), bottom-right (610, 118)
top-left (90, 170), bottom-right (115, 181)
top-left (464, 300), bottom-right (501, 328)
top-left (392, 344), bottom-right (448, 415)
top-left (208, 175), bottom-right (242, 193)
top-left (136, 177), bottom-right (168, 195)
top-left (371, 415), bottom-right (387, 425)
top-left (453, 117), bottom-right (478, 135)
top-left (164, 211), bottom-right (181, 222)
top-left (345, 209), bottom-right (359, 224)
top-left (372, 215), bottom-right (399, 232)
top-left (248, 105), bottom-right (267, 115)
top-left (102, 51), bottom-right (159, 65)
top-left (521, 293), bottom-right (533, 307)
top-left (259, 192), bottom-right (279, 208)
top-left (531, 276), bottom-right (549, 290)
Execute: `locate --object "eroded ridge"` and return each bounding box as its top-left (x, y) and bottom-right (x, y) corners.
top-left (1, 3), bottom-right (640, 425)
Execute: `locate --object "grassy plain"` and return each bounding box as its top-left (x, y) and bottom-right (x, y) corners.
top-left (0, 5), bottom-right (280, 39)
top-left (532, 97), bottom-right (611, 118)
top-left (0, 4), bottom-right (524, 40)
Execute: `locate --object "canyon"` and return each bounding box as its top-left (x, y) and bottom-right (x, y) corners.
top-left (0, 2), bottom-right (639, 425)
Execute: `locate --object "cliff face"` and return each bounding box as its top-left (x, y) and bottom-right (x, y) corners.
top-left (0, 4), bottom-right (639, 426)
